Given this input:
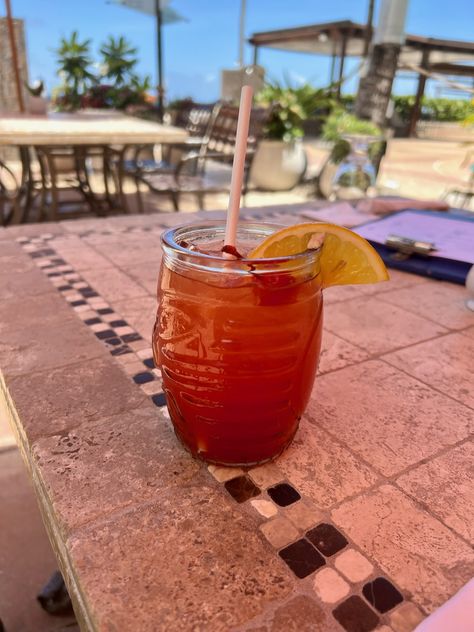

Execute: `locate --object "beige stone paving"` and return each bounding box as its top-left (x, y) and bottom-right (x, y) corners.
top-left (308, 360), bottom-right (473, 477)
top-left (396, 442), bottom-right (474, 543)
top-left (383, 332), bottom-right (474, 409)
top-left (324, 296), bottom-right (448, 355)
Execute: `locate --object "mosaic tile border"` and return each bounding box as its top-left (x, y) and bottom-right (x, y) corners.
top-left (17, 225), bottom-right (420, 632)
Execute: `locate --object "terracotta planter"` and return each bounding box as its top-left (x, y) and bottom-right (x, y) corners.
top-left (27, 95), bottom-right (48, 115)
top-left (250, 139), bottom-right (307, 191)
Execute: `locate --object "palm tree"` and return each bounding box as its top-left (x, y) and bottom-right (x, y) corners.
top-left (100, 35), bottom-right (138, 86)
top-left (55, 31), bottom-right (96, 107)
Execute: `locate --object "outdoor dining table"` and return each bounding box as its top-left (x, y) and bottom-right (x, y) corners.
top-left (0, 110), bottom-right (188, 223)
top-left (0, 202), bottom-right (473, 631)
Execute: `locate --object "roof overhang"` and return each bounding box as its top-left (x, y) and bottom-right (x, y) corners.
top-left (249, 20), bottom-right (474, 69)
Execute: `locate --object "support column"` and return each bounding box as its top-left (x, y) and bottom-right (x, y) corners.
top-left (337, 33), bottom-right (348, 99)
top-left (408, 49), bottom-right (430, 137)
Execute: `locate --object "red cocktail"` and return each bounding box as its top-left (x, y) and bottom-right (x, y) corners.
top-left (153, 222), bottom-right (323, 466)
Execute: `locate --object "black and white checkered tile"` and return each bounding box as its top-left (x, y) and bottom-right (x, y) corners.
top-left (17, 232), bottom-right (167, 414)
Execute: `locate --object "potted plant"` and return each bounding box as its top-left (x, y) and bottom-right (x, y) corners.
top-left (317, 108), bottom-right (385, 199)
top-left (25, 80), bottom-right (48, 115)
top-left (251, 81), bottom-right (334, 190)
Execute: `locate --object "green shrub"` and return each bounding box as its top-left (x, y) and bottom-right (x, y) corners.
top-left (321, 108), bottom-right (382, 142)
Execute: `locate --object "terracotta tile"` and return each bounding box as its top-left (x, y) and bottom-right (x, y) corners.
top-left (80, 266), bottom-right (147, 302)
top-left (109, 296), bottom-right (156, 342)
top-left (1, 223), bottom-right (64, 239)
top-left (88, 236), bottom-right (160, 268)
top-left (323, 283), bottom-right (378, 305)
top-left (313, 567), bottom-right (350, 603)
top-left (384, 333), bottom-right (474, 409)
top-left (334, 549), bottom-right (374, 583)
top-left (324, 297), bottom-right (447, 355)
top-left (378, 282), bottom-right (473, 330)
top-left (308, 361), bottom-right (473, 476)
top-left (460, 325), bottom-right (474, 339)
top-left (396, 442), bottom-right (474, 542)
top-left (284, 502), bottom-right (325, 532)
top-left (277, 418), bottom-right (379, 508)
top-left (53, 243), bottom-right (113, 272)
top-left (319, 331), bottom-right (370, 374)
top-left (121, 260), bottom-right (161, 296)
top-left (323, 271), bottom-right (429, 306)
top-left (66, 485), bottom-right (293, 631)
top-left (250, 499), bottom-right (278, 519)
top-left (332, 485), bottom-right (474, 613)
top-left (5, 355), bottom-right (146, 442)
top-left (389, 602), bottom-right (424, 632)
top-left (260, 516), bottom-right (300, 548)
top-left (374, 269), bottom-right (433, 293)
top-left (208, 464), bottom-right (244, 483)
top-left (332, 595), bottom-right (380, 631)
top-left (32, 404), bottom-right (203, 535)
top-left (247, 462), bottom-right (285, 489)
top-left (0, 293), bottom-right (104, 377)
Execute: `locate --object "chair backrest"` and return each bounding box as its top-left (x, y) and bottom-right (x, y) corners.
top-left (203, 103), bottom-right (269, 165)
top-left (172, 101), bottom-right (216, 138)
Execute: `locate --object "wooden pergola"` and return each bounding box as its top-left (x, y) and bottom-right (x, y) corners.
top-left (248, 20), bottom-right (474, 135)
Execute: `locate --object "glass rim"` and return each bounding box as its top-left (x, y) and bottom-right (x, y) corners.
top-left (160, 220), bottom-right (321, 265)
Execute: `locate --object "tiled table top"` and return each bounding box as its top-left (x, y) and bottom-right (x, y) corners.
top-left (0, 205), bottom-right (473, 632)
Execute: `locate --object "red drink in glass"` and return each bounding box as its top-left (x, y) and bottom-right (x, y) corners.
top-left (153, 223), bottom-right (323, 466)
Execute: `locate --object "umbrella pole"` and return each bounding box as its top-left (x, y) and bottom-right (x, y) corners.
top-left (155, 0), bottom-right (164, 121)
top-left (5, 0), bottom-right (25, 112)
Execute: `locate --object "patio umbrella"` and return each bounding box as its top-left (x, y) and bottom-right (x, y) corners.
top-left (109, 0), bottom-right (186, 120)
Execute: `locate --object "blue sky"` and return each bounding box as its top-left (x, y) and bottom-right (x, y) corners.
top-left (7, 0), bottom-right (474, 102)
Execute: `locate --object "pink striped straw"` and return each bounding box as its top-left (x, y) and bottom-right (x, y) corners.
top-left (224, 85), bottom-right (254, 251)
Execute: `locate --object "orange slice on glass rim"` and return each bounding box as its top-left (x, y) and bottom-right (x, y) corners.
top-left (248, 222), bottom-right (389, 288)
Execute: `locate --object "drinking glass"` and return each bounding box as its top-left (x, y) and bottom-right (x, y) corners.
top-left (153, 222), bottom-right (323, 466)
top-left (330, 134), bottom-right (379, 201)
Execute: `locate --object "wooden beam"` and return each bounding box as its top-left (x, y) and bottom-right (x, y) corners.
top-left (5, 0), bottom-right (25, 112)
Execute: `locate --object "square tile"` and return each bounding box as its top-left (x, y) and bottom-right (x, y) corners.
top-left (224, 475), bottom-right (261, 503)
top-left (260, 516), bottom-right (299, 549)
top-left (313, 567), bottom-right (350, 604)
top-left (324, 297), bottom-right (447, 355)
top-left (332, 485), bottom-right (474, 612)
top-left (332, 595), bottom-right (379, 632)
top-left (388, 602), bottom-right (424, 632)
top-left (267, 483), bottom-right (301, 507)
top-left (396, 442), bottom-right (474, 542)
top-left (207, 465), bottom-right (244, 483)
top-left (278, 539), bottom-right (325, 579)
top-left (335, 549), bottom-right (374, 583)
top-left (284, 502), bottom-right (325, 532)
top-left (319, 331), bottom-right (370, 374)
top-left (309, 361), bottom-right (473, 476)
top-left (250, 499), bottom-right (278, 519)
top-left (383, 333), bottom-right (474, 409)
top-left (247, 463), bottom-right (285, 489)
top-left (4, 355), bottom-right (145, 441)
top-left (378, 282), bottom-right (473, 330)
top-left (363, 577), bottom-right (404, 613)
top-left (80, 266), bottom-right (147, 302)
top-left (306, 523), bottom-right (348, 557)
